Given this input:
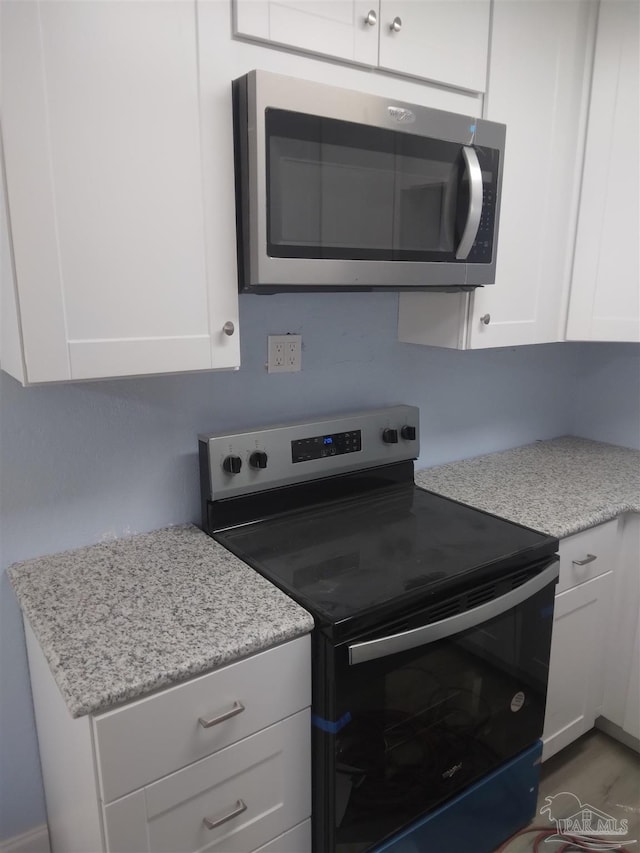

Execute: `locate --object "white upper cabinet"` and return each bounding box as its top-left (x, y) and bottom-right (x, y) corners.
top-left (1, 0), bottom-right (240, 384)
top-left (468, 0), bottom-right (596, 349)
top-left (378, 1), bottom-right (490, 92)
top-left (398, 0), bottom-right (596, 350)
top-left (233, 0), bottom-right (490, 91)
top-left (234, 1), bottom-right (380, 66)
top-left (566, 0), bottom-right (640, 343)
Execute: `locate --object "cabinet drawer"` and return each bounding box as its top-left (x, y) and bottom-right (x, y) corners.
top-left (103, 709), bottom-right (311, 853)
top-left (94, 635), bottom-right (310, 803)
top-left (253, 820), bottom-right (311, 853)
top-left (556, 519), bottom-right (618, 595)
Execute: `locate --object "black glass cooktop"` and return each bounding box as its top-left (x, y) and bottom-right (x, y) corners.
top-left (214, 481), bottom-right (557, 637)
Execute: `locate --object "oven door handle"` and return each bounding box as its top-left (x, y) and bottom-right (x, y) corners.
top-left (348, 560), bottom-right (559, 665)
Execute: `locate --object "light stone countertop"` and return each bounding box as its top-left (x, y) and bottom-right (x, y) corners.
top-left (415, 436), bottom-right (640, 539)
top-left (9, 524), bottom-right (314, 718)
top-left (10, 437), bottom-right (638, 718)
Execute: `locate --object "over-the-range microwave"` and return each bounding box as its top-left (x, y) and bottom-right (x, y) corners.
top-left (232, 70), bottom-right (506, 293)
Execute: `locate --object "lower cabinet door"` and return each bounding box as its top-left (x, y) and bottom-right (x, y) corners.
top-left (542, 572), bottom-right (612, 761)
top-left (601, 514), bottom-right (640, 739)
top-left (622, 619), bottom-right (640, 741)
top-left (103, 710), bottom-right (310, 853)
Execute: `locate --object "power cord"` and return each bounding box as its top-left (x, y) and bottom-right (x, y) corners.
top-left (495, 824), bottom-right (633, 853)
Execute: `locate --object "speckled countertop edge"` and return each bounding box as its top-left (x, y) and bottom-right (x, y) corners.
top-left (10, 438), bottom-right (639, 717)
top-left (415, 436), bottom-right (640, 538)
top-left (9, 524), bottom-right (314, 718)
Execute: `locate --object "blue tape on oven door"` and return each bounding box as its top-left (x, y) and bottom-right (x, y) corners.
top-left (312, 712), bottom-right (352, 734)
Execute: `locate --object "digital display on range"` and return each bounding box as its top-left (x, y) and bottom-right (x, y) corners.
top-left (292, 430), bottom-right (362, 463)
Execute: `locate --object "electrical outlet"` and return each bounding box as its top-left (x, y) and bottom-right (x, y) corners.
top-left (267, 335), bottom-right (302, 373)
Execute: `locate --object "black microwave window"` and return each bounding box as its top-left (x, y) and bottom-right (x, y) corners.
top-left (265, 109), bottom-right (498, 263)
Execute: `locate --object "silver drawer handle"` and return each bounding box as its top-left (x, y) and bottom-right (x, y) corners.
top-left (390, 15), bottom-right (402, 32)
top-left (203, 799), bottom-right (247, 831)
top-left (572, 554), bottom-right (597, 566)
top-left (198, 700), bottom-right (244, 728)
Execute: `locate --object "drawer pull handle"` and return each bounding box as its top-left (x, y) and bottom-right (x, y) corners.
top-left (198, 700), bottom-right (245, 728)
top-left (203, 799), bottom-right (247, 831)
top-left (572, 554), bottom-right (597, 566)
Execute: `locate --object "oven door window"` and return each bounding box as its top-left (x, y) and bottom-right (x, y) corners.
top-left (331, 580), bottom-right (554, 853)
top-left (266, 109), bottom-right (489, 262)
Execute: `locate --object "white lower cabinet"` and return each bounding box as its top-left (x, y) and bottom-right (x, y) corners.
top-left (24, 623), bottom-right (311, 853)
top-left (600, 514), bottom-right (640, 744)
top-left (542, 519), bottom-right (618, 761)
top-left (621, 621), bottom-right (640, 742)
top-left (253, 820), bottom-right (312, 853)
top-left (103, 712), bottom-right (310, 853)
top-left (542, 572), bottom-right (613, 760)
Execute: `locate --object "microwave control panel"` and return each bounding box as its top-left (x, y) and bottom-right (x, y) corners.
top-left (467, 185), bottom-right (496, 263)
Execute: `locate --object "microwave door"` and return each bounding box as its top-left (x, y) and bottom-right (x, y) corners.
top-left (235, 70), bottom-right (506, 290)
top-left (263, 111), bottom-right (468, 281)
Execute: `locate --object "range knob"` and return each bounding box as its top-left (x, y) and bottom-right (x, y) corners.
top-left (222, 455), bottom-right (242, 475)
top-left (249, 451), bottom-right (268, 469)
top-left (401, 425), bottom-right (417, 441)
top-left (382, 428), bottom-right (398, 444)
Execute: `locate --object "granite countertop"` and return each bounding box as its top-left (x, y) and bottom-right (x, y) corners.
top-left (10, 437), bottom-right (638, 718)
top-left (9, 524), bottom-right (314, 718)
top-left (415, 436), bottom-right (640, 538)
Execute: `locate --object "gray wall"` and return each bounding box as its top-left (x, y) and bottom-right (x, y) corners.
top-left (1, 290), bottom-right (638, 841)
top-left (571, 342), bottom-right (640, 448)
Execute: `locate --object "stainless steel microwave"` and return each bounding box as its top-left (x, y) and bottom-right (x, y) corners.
top-left (233, 70), bottom-right (506, 293)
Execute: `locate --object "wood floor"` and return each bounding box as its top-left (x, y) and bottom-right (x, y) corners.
top-left (498, 730), bottom-right (640, 852)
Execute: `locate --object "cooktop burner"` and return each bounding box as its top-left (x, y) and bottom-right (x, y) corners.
top-left (214, 481), bottom-right (556, 631)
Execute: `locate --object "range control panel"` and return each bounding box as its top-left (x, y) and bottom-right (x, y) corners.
top-left (292, 430), bottom-right (362, 463)
top-left (199, 405), bottom-right (419, 501)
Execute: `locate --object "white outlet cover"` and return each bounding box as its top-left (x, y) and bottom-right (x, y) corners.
top-left (267, 335), bottom-right (302, 373)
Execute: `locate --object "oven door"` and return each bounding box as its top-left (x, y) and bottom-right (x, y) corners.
top-left (313, 560), bottom-right (558, 853)
top-left (234, 70), bottom-right (504, 291)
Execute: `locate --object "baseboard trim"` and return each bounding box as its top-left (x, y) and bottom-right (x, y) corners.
top-left (596, 716), bottom-right (640, 754)
top-left (0, 825), bottom-right (50, 853)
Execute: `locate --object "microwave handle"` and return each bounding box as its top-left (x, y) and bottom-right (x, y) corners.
top-left (455, 146), bottom-right (483, 260)
top-left (348, 560), bottom-right (559, 665)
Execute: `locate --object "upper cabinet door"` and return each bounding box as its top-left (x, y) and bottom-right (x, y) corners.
top-left (566, 0), bottom-right (640, 343)
top-left (233, 0), bottom-right (489, 90)
top-left (1, 1), bottom-right (240, 383)
top-left (397, 0), bottom-right (596, 352)
top-left (378, 0), bottom-right (490, 92)
top-left (233, 1), bottom-right (380, 66)
top-left (467, 0), bottom-right (596, 349)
